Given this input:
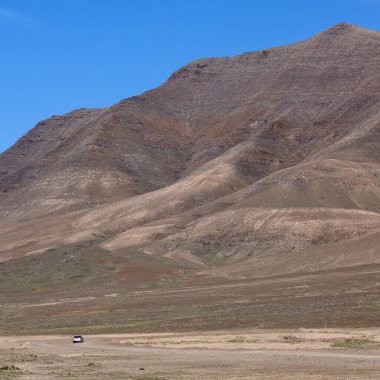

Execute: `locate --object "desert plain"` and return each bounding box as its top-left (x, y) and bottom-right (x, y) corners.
top-left (1, 328), bottom-right (380, 379)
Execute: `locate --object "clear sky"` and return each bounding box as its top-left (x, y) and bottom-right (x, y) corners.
top-left (0, 0), bottom-right (379, 153)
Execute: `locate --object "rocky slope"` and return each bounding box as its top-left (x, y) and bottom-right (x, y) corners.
top-left (0, 23), bottom-right (379, 284)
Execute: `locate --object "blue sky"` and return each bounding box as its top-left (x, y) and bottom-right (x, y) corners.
top-left (0, 0), bottom-right (379, 153)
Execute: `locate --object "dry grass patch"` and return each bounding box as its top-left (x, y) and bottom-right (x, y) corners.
top-left (282, 335), bottom-right (304, 343)
top-left (331, 337), bottom-right (379, 349)
top-left (228, 336), bottom-right (248, 343)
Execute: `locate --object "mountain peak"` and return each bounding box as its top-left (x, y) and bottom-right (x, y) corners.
top-left (318, 22), bottom-right (378, 37)
top-left (332, 22), bottom-right (359, 29)
top-left (304, 22), bottom-right (379, 48)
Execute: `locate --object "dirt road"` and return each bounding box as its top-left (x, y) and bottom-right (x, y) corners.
top-left (1, 330), bottom-right (380, 379)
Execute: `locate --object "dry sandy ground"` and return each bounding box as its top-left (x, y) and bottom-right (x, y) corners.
top-left (0, 329), bottom-right (380, 379)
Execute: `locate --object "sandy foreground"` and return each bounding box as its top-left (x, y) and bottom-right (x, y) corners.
top-left (0, 328), bottom-right (380, 379)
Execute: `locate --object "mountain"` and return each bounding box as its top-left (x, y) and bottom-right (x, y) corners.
top-left (0, 23), bottom-right (379, 332)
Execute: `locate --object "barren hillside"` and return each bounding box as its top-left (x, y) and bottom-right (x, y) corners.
top-left (0, 23), bottom-right (379, 332)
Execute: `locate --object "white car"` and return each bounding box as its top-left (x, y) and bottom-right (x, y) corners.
top-left (72, 335), bottom-right (84, 343)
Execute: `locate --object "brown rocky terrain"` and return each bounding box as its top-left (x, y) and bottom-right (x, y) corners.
top-left (0, 22), bottom-right (379, 333)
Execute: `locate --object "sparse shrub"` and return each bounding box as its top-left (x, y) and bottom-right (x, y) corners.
top-left (0, 365), bottom-right (20, 371)
top-left (282, 335), bottom-right (303, 343)
top-left (228, 336), bottom-right (247, 343)
top-left (331, 337), bottom-right (375, 349)
top-left (132, 376), bottom-right (168, 380)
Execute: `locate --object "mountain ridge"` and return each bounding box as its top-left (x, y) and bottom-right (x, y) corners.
top-left (0, 23), bottom-right (379, 333)
top-left (0, 22), bottom-right (379, 282)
